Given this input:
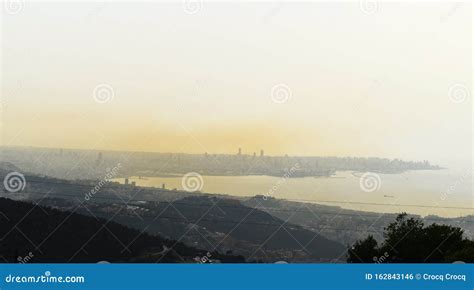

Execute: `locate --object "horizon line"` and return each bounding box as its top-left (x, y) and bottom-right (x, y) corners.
top-left (0, 144), bottom-right (439, 164)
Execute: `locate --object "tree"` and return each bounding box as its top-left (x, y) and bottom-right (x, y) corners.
top-left (348, 213), bottom-right (474, 263)
top-left (347, 235), bottom-right (378, 263)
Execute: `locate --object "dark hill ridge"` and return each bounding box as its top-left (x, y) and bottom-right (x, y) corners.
top-left (163, 196), bottom-right (346, 256)
top-left (63, 196), bottom-right (346, 262)
top-left (0, 169), bottom-right (345, 262)
top-left (0, 198), bottom-right (244, 263)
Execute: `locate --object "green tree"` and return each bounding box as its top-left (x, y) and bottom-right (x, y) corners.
top-left (347, 235), bottom-right (379, 263)
top-left (348, 213), bottom-right (474, 263)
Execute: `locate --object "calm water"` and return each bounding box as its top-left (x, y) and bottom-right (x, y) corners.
top-left (114, 169), bottom-right (472, 217)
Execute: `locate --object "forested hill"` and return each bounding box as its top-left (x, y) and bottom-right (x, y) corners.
top-left (0, 198), bottom-right (244, 263)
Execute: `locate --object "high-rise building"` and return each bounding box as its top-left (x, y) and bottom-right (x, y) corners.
top-left (238, 148), bottom-right (242, 155)
top-left (96, 152), bottom-right (103, 165)
top-left (260, 150), bottom-right (264, 157)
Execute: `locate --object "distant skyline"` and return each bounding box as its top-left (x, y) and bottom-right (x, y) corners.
top-left (2, 2), bottom-right (472, 168)
top-left (0, 144), bottom-right (448, 164)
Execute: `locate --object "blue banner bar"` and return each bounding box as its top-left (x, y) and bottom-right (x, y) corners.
top-left (0, 264), bottom-right (472, 290)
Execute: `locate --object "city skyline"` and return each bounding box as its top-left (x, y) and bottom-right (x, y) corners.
top-left (2, 2), bottom-right (472, 169)
top-left (0, 1), bottom-right (472, 271)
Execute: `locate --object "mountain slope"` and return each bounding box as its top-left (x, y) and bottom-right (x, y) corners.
top-left (66, 196), bottom-right (346, 262)
top-left (0, 198), bottom-right (244, 263)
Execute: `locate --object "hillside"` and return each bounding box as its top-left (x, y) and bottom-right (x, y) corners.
top-left (41, 196), bottom-right (347, 262)
top-left (243, 197), bottom-right (474, 247)
top-left (0, 198), bottom-right (244, 263)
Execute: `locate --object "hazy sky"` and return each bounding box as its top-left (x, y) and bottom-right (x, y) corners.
top-left (1, 1), bottom-right (472, 168)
